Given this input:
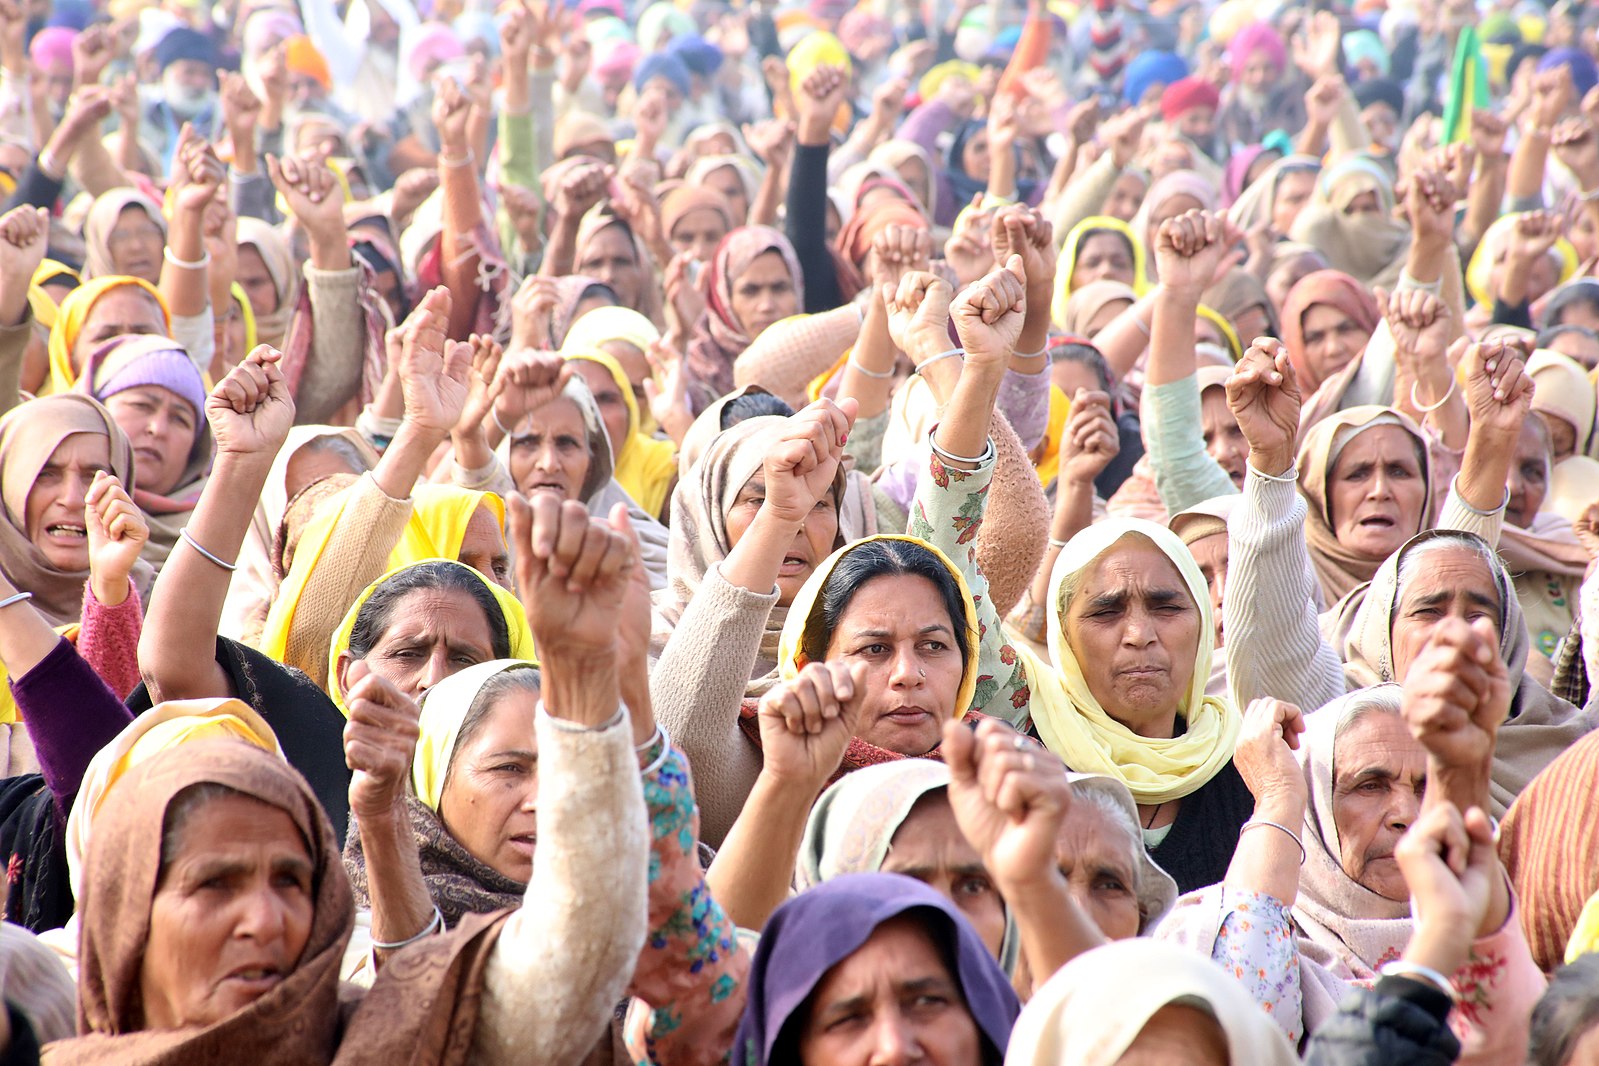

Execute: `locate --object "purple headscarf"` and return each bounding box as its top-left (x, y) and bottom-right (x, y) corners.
top-left (733, 873), bottom-right (1019, 1066)
top-left (1227, 22), bottom-right (1287, 81)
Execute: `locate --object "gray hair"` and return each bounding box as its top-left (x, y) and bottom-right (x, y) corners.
top-left (1331, 683), bottom-right (1404, 745)
top-left (1394, 533), bottom-right (1508, 633)
top-left (1069, 782), bottom-right (1144, 899)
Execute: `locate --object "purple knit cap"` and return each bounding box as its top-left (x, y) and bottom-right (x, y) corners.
top-left (90, 336), bottom-right (207, 417)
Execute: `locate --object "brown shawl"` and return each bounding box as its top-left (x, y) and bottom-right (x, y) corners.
top-left (51, 740), bottom-right (509, 1066)
top-left (1279, 270), bottom-right (1380, 396)
top-left (0, 395), bottom-right (151, 625)
top-left (573, 208), bottom-right (665, 327)
top-left (684, 226), bottom-right (804, 415)
top-left (1296, 406), bottom-right (1433, 607)
top-left (1326, 529), bottom-right (1599, 817)
top-left (1287, 157), bottom-right (1410, 288)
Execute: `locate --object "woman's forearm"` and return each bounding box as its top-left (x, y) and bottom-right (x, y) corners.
top-left (438, 161), bottom-right (485, 340)
top-left (705, 771), bottom-right (815, 930)
top-left (1096, 291), bottom-right (1159, 382)
top-left (159, 207), bottom-right (209, 318)
top-left (1506, 128), bottom-right (1550, 205)
top-left (836, 297), bottom-right (895, 419)
top-left (360, 802), bottom-right (437, 953)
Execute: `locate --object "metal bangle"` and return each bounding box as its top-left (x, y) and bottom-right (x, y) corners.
top-left (371, 905), bottom-right (443, 951)
top-left (0, 591), bottom-right (34, 610)
top-left (928, 431), bottom-right (995, 467)
top-left (1247, 461), bottom-right (1300, 484)
top-left (847, 357), bottom-right (895, 380)
top-left (1240, 818), bottom-right (1307, 865)
top-left (914, 348), bottom-right (964, 375)
top-left (438, 151), bottom-right (475, 168)
top-left (639, 723), bottom-right (674, 778)
top-left (162, 247), bottom-right (211, 270)
top-left (1409, 375), bottom-right (1456, 413)
top-left (1380, 960), bottom-right (1459, 1002)
top-left (1048, 537), bottom-right (1069, 549)
top-left (179, 528), bottom-right (238, 572)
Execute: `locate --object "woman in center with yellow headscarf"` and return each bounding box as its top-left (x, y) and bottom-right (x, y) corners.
top-left (43, 275), bottom-right (172, 396)
top-left (1017, 517), bottom-right (1248, 895)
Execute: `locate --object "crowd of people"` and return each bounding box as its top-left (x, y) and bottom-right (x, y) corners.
top-left (1, 0), bottom-right (1599, 1062)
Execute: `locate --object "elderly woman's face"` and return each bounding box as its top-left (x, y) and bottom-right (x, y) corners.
top-left (730, 250), bottom-right (799, 340)
top-left (576, 225), bottom-right (644, 309)
top-left (1185, 531), bottom-right (1229, 647)
top-left (796, 915), bottom-right (983, 1066)
top-left (104, 386), bottom-right (199, 497)
top-left (826, 574), bottom-right (966, 756)
top-left (1270, 170), bottom-right (1317, 238)
top-left (880, 795), bottom-right (1005, 958)
top-left (108, 205), bottom-right (165, 283)
top-left (724, 472), bottom-right (838, 606)
top-left (1327, 425), bottom-right (1427, 561)
top-left (140, 793), bottom-right (314, 1030)
top-left (1055, 801), bottom-right (1142, 941)
top-left (439, 691), bottom-right (540, 882)
top-left (509, 396), bottom-right (593, 503)
top-left (1331, 712), bottom-right (1427, 901)
top-left (72, 287), bottom-right (169, 374)
top-left (1506, 419), bottom-right (1552, 529)
top-left (237, 245), bottom-right (280, 317)
top-left (705, 165), bottom-right (749, 224)
top-left (570, 361), bottom-right (631, 464)
top-left (1105, 173), bottom-right (1147, 223)
top-left (1063, 539), bottom-right (1201, 737)
top-left (347, 586), bottom-right (498, 702)
top-left (1117, 1005), bottom-right (1229, 1066)
top-left (1071, 233), bottom-right (1137, 291)
top-left (1200, 386), bottom-right (1248, 489)
top-left (1391, 546), bottom-right (1500, 681)
top-left (670, 206), bottom-right (730, 264)
top-left (24, 431), bottom-right (110, 571)
top-left (457, 503), bottom-right (512, 588)
top-left (1300, 303), bottom-right (1372, 385)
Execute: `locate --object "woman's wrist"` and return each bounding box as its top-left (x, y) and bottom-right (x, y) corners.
top-left (89, 572), bottom-right (131, 608)
top-left (1247, 447), bottom-right (1296, 479)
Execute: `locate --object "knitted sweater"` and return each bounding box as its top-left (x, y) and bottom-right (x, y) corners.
top-left (1225, 469), bottom-right (1503, 712)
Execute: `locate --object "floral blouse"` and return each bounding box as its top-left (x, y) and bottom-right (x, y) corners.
top-left (907, 447), bottom-right (1032, 728)
top-left (625, 737), bottom-right (749, 1066)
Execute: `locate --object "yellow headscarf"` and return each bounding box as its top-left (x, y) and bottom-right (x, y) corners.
top-left (28, 258), bottom-right (80, 330)
top-left (258, 483), bottom-right (507, 669)
top-left (560, 306), bottom-right (660, 358)
top-left (776, 534), bottom-right (980, 717)
top-left (1466, 213), bottom-right (1578, 308)
top-left (326, 558), bottom-right (536, 715)
top-left (44, 275), bottom-right (171, 396)
top-left (411, 658), bottom-right (541, 810)
top-left (1568, 889), bottom-right (1599, 964)
top-left (1054, 217), bottom-right (1149, 331)
top-left (562, 348), bottom-right (677, 517)
top-left (1196, 304), bottom-right (1242, 361)
top-left (231, 280), bottom-right (259, 353)
top-left (64, 698), bottom-right (281, 901)
top-left (1033, 384), bottom-right (1072, 488)
top-left (1019, 518), bottom-right (1241, 804)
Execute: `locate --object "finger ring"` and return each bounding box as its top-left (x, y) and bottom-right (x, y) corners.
top-left (1013, 735), bottom-right (1028, 752)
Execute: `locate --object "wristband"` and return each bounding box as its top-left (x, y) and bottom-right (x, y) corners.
top-left (1240, 818), bottom-right (1306, 865)
top-left (848, 357), bottom-right (895, 379)
top-left (915, 348), bottom-right (964, 375)
top-left (928, 430), bottom-right (995, 467)
top-left (1409, 376), bottom-right (1456, 413)
top-left (1247, 462), bottom-right (1299, 483)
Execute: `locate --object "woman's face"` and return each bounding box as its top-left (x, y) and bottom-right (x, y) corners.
top-left (1266, 252), bottom-right (1323, 312)
top-left (72, 287), bottom-right (169, 374)
top-left (570, 360), bottom-right (630, 460)
top-left (1362, 102), bottom-right (1399, 151)
top-left (1270, 169), bottom-right (1317, 237)
top-left (1390, 546), bottom-right (1500, 681)
top-left (456, 503), bottom-right (512, 588)
top-left (140, 793), bottom-right (314, 1030)
top-left (508, 396), bottom-right (593, 502)
top-left (1540, 411), bottom-right (1579, 462)
top-left (346, 586), bottom-right (498, 702)
top-left (695, 131), bottom-right (738, 157)
top-left (826, 574), bottom-right (966, 756)
top-left (1071, 233), bottom-right (1137, 290)
top-left (24, 431), bottom-right (110, 571)
top-left (236, 245), bottom-right (279, 317)
top-left (575, 225), bottom-right (643, 308)
top-left (960, 128), bottom-right (990, 181)
top-left (1054, 802), bottom-right (1142, 941)
top-left (1331, 712), bottom-right (1427, 901)
top-left (796, 915), bottom-right (983, 1066)
top-left (894, 158), bottom-right (930, 204)
top-left (1185, 531), bottom-right (1229, 647)
top-left (1342, 189), bottom-right (1381, 216)
top-left (104, 385), bottom-right (199, 497)
top-left (1062, 539), bottom-right (1200, 738)
top-left (1116, 1005), bottom-right (1230, 1066)
top-left (1505, 419), bottom-right (1551, 529)
top-left (1199, 385), bottom-right (1248, 487)
top-left (705, 165), bottom-right (749, 223)
top-left (1327, 425), bottom-right (1427, 560)
top-left (1229, 302), bottom-right (1272, 345)
top-left (602, 340), bottom-right (651, 410)
top-left (723, 470), bottom-right (838, 606)
top-left (1299, 303), bottom-right (1371, 385)
top-left (1083, 297), bottom-right (1133, 339)
top-left (882, 796), bottom-right (1005, 957)
top-left (1570, 206), bottom-right (1599, 266)
top-left (1104, 173), bottom-right (1147, 223)
top-left (439, 691), bottom-right (540, 882)
top-left (108, 205), bottom-right (165, 283)
top-left (729, 250), bottom-right (798, 340)
top-left (1547, 327), bottom-right (1599, 370)
top-left (669, 206), bottom-right (729, 264)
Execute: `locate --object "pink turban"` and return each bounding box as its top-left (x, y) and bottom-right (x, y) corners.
top-left (1227, 21), bottom-right (1287, 80)
top-left (28, 27), bottom-right (76, 71)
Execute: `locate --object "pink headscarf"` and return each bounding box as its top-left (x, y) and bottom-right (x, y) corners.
top-left (405, 23), bottom-right (465, 82)
top-left (1227, 22), bottom-right (1287, 81)
top-left (28, 27), bottom-right (76, 71)
top-left (595, 41), bottom-right (642, 82)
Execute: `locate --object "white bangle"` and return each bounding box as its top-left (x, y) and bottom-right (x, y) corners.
top-left (1580, 187), bottom-right (1599, 203)
top-left (163, 247), bottom-right (211, 271)
top-left (1247, 461), bottom-right (1299, 483)
top-left (1409, 376), bottom-right (1456, 413)
top-left (1240, 818), bottom-right (1306, 865)
top-left (1132, 315), bottom-right (1151, 337)
top-left (1014, 345), bottom-right (1048, 361)
top-left (640, 723), bottom-right (673, 778)
top-left (439, 151), bottom-right (475, 168)
top-left (915, 348), bottom-right (964, 375)
top-left (179, 527), bottom-right (237, 572)
top-left (928, 429), bottom-right (995, 467)
top-left (1449, 474), bottom-right (1509, 517)
top-left (1048, 537), bottom-right (1069, 549)
top-left (1380, 960), bottom-right (1458, 1002)
top-left (847, 357), bottom-right (895, 379)
top-left (0, 591), bottom-right (33, 610)
top-left (371, 904), bottom-right (443, 950)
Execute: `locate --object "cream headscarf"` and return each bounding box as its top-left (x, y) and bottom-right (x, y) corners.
top-left (1021, 519), bottom-right (1242, 804)
top-left (411, 658), bottom-right (540, 811)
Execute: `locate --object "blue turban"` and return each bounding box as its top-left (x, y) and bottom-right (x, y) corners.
top-left (633, 52), bottom-right (692, 96)
top-left (1539, 47), bottom-right (1599, 99)
top-left (1122, 50), bottom-right (1188, 106)
top-left (669, 33), bottom-right (724, 77)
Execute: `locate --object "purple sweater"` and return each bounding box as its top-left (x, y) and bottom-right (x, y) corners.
top-left (12, 638), bottom-right (132, 821)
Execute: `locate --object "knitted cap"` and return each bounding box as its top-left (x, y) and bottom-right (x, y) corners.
top-left (90, 336), bottom-right (207, 417)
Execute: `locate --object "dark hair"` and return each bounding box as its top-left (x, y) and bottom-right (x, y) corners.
top-left (722, 391), bottom-right (795, 428)
top-left (1535, 323), bottom-right (1599, 353)
top-left (1075, 226), bottom-right (1135, 265)
top-left (799, 540), bottom-right (972, 676)
top-left (347, 561), bottom-right (511, 662)
top-left (1049, 342), bottom-right (1113, 392)
top-left (159, 782), bottom-right (308, 873)
top-left (1542, 282), bottom-right (1599, 329)
top-left (1529, 956), bottom-right (1599, 1066)
top-left (579, 281), bottom-right (620, 307)
top-left (440, 666), bottom-right (542, 794)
